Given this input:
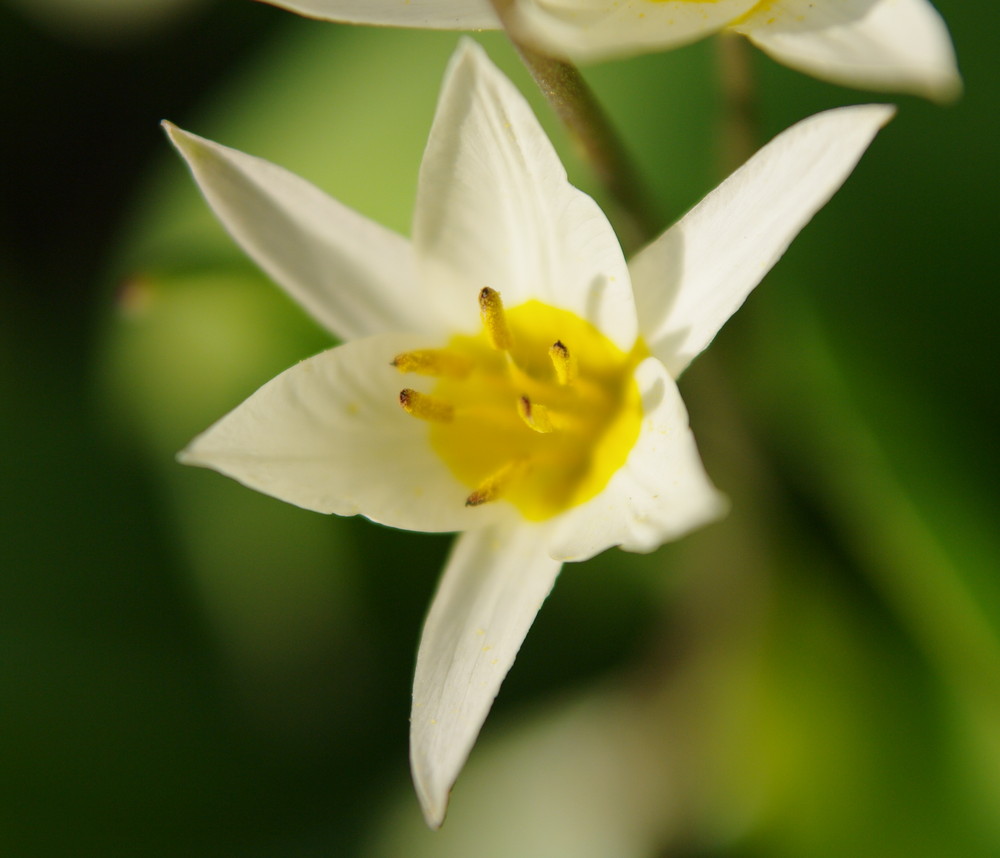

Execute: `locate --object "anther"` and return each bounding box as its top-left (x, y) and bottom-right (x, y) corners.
top-left (465, 459), bottom-right (524, 507)
top-left (398, 389), bottom-right (454, 422)
top-left (517, 395), bottom-right (555, 434)
top-left (549, 340), bottom-right (577, 385)
top-left (391, 349), bottom-right (472, 378)
top-left (479, 287), bottom-right (513, 352)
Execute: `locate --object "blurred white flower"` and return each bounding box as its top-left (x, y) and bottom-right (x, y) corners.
top-left (165, 39), bottom-right (891, 826)
top-left (370, 682), bottom-right (676, 857)
top-left (261, 0), bottom-right (959, 101)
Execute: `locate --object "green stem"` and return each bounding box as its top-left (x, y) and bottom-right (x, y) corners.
top-left (489, 0), bottom-right (660, 252)
top-left (715, 32), bottom-right (759, 175)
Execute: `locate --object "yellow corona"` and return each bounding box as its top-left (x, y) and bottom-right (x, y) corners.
top-left (395, 288), bottom-right (646, 521)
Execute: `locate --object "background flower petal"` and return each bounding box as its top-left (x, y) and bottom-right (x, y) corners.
top-left (164, 123), bottom-right (436, 342)
top-left (629, 104), bottom-right (895, 378)
top-left (410, 521), bottom-right (562, 828)
top-left (256, 0), bottom-right (497, 28)
top-left (179, 332), bottom-right (503, 533)
top-left (732, 0), bottom-right (961, 102)
top-left (413, 39), bottom-right (638, 350)
top-left (510, 0), bottom-right (757, 62)
top-left (545, 357), bottom-right (727, 561)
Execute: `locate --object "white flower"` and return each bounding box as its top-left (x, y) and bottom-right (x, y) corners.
top-left (164, 39), bottom-right (891, 826)
top-left (261, 0), bottom-right (959, 101)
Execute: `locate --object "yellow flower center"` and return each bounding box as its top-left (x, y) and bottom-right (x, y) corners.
top-left (394, 289), bottom-right (646, 521)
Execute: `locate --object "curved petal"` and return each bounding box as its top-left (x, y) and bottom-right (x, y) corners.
top-left (179, 333), bottom-right (506, 533)
top-left (256, 0), bottom-right (498, 28)
top-left (509, 0), bottom-right (758, 62)
top-left (732, 0), bottom-right (961, 102)
top-left (410, 522), bottom-right (562, 828)
top-left (629, 104), bottom-right (895, 378)
top-left (413, 39), bottom-right (637, 350)
top-left (546, 357), bottom-right (726, 561)
top-left (163, 123), bottom-right (436, 342)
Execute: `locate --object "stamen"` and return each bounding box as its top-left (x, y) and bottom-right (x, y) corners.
top-left (517, 395), bottom-right (556, 434)
top-left (399, 389), bottom-right (454, 422)
top-left (392, 349), bottom-right (472, 378)
top-left (479, 287), bottom-right (513, 352)
top-left (549, 340), bottom-right (578, 385)
top-left (465, 459), bottom-right (525, 507)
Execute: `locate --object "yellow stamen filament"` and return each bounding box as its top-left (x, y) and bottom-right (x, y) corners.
top-left (465, 459), bottom-right (525, 507)
top-left (549, 340), bottom-right (577, 385)
top-left (399, 389), bottom-right (454, 422)
top-left (517, 395), bottom-right (556, 434)
top-left (392, 349), bottom-right (472, 378)
top-left (478, 287), bottom-right (513, 352)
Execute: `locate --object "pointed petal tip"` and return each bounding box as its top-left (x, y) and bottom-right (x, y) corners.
top-left (407, 526), bottom-right (562, 830)
top-left (410, 706), bottom-right (457, 829)
top-left (734, 0), bottom-right (961, 105)
top-left (927, 73), bottom-right (963, 105)
top-left (411, 763), bottom-right (449, 830)
top-left (835, 102), bottom-right (897, 139)
top-left (815, 102), bottom-right (898, 150)
top-left (822, 102), bottom-right (897, 130)
top-left (693, 488), bottom-right (731, 540)
top-left (446, 35), bottom-right (491, 82)
top-left (442, 37), bottom-right (529, 108)
top-left (176, 440), bottom-right (212, 469)
top-left (454, 33), bottom-right (482, 56)
top-left (869, 102), bottom-right (897, 125)
top-left (160, 118), bottom-right (187, 143)
top-left (633, 101), bottom-right (896, 375)
top-left (160, 120), bottom-right (202, 160)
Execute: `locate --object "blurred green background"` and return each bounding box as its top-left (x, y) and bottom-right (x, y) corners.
top-left (2, 0), bottom-right (998, 855)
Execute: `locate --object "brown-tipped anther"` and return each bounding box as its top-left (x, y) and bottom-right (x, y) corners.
top-left (465, 489), bottom-right (491, 507)
top-left (517, 394), bottom-right (555, 434)
top-left (398, 388), bottom-right (454, 422)
top-left (549, 340), bottom-right (578, 385)
top-left (464, 459), bottom-right (524, 507)
top-left (392, 349), bottom-right (473, 378)
top-left (479, 286), bottom-right (513, 351)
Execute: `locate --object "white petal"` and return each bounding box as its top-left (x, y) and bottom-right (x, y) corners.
top-left (732, 0), bottom-right (960, 101)
top-left (411, 522), bottom-right (562, 828)
top-left (630, 104), bottom-right (894, 378)
top-left (546, 357), bottom-right (726, 561)
top-left (163, 123), bottom-right (435, 342)
top-left (180, 333), bottom-right (505, 533)
top-left (413, 39), bottom-right (638, 350)
top-left (510, 0), bottom-right (758, 62)
top-left (257, 0), bottom-right (497, 28)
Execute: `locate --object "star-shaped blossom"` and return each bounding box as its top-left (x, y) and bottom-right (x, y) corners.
top-left (260, 0), bottom-right (959, 101)
top-left (165, 40), bottom-right (891, 826)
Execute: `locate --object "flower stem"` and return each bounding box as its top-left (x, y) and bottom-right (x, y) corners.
top-left (489, 0), bottom-right (660, 252)
top-left (715, 32), bottom-right (759, 175)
